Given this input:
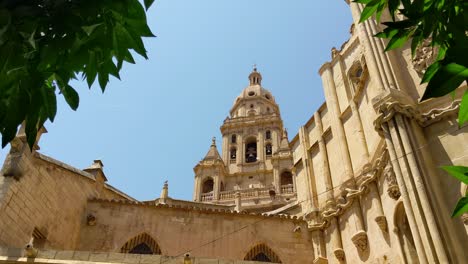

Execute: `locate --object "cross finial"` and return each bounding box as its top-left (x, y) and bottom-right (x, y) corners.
top-left (211, 137), bottom-right (216, 146)
top-left (253, 64), bottom-right (257, 71)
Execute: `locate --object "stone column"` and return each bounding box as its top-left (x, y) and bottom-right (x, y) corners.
top-left (394, 115), bottom-right (448, 263)
top-left (234, 191), bottom-right (242, 212)
top-left (258, 130), bottom-right (265, 162)
top-left (320, 63), bottom-right (366, 248)
top-left (273, 167), bottom-right (281, 194)
top-left (193, 176), bottom-right (201, 201)
top-left (299, 126), bottom-right (314, 207)
top-left (384, 120), bottom-right (429, 263)
top-left (213, 176), bottom-right (220, 201)
top-left (314, 111), bottom-right (344, 261)
top-left (222, 135), bottom-right (229, 163)
top-left (348, 2), bottom-right (397, 92)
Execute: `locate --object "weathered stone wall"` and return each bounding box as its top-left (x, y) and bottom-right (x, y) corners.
top-left (0, 145), bottom-right (129, 250)
top-left (79, 199), bottom-right (314, 263)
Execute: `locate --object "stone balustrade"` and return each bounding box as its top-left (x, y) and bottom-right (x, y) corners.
top-left (281, 184), bottom-right (294, 194)
top-left (200, 192), bottom-right (213, 202)
top-left (218, 186), bottom-right (295, 201)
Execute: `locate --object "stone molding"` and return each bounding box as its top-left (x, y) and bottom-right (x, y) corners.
top-left (89, 197), bottom-right (306, 223)
top-left (308, 150), bottom-right (388, 230)
top-left (374, 100), bottom-right (461, 136)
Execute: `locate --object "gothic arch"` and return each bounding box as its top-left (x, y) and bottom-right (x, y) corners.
top-left (280, 170), bottom-right (293, 186)
top-left (202, 177), bottom-right (214, 193)
top-left (244, 243), bottom-right (282, 263)
top-left (393, 202), bottom-right (419, 264)
top-left (120, 233), bottom-right (162, 255)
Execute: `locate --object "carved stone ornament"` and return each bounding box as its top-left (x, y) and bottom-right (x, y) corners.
top-left (462, 213), bottom-right (468, 225)
top-left (334, 248), bottom-right (345, 261)
top-left (87, 214), bottom-right (97, 226)
top-left (351, 231), bottom-right (368, 252)
top-left (375, 215), bottom-right (388, 232)
top-left (313, 256), bottom-right (328, 264)
top-left (384, 163), bottom-right (401, 200)
top-left (412, 38), bottom-right (437, 77)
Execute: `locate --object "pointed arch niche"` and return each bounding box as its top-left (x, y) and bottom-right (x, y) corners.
top-left (244, 243), bottom-right (282, 263)
top-left (120, 233), bottom-right (162, 255)
top-left (394, 202), bottom-right (419, 263)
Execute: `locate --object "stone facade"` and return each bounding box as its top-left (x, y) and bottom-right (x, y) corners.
top-left (1, 1), bottom-right (468, 264)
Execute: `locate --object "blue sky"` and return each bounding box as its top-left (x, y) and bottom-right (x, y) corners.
top-left (1, 1), bottom-right (353, 201)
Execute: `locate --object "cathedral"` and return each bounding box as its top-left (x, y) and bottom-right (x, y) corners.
top-left (0, 1), bottom-right (467, 264)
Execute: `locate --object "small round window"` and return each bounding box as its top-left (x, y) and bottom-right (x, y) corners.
top-left (248, 91), bottom-right (255, 96)
top-left (265, 94), bottom-right (271, 100)
top-left (250, 104), bottom-right (254, 108)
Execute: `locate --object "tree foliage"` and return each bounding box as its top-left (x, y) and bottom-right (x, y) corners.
top-left (355, 0), bottom-right (468, 218)
top-left (0, 0), bottom-right (155, 148)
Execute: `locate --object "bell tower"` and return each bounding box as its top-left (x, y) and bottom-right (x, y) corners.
top-left (194, 67), bottom-right (296, 212)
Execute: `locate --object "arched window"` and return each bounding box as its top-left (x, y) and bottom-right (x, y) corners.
top-left (245, 138), bottom-right (257, 163)
top-left (230, 148), bottom-right (237, 160)
top-left (265, 130), bottom-right (271, 140)
top-left (121, 233), bottom-right (161, 255)
top-left (202, 178), bottom-right (214, 193)
top-left (265, 144), bottom-right (272, 156)
top-left (395, 203), bottom-right (419, 263)
top-left (244, 244), bottom-right (281, 263)
top-left (231, 134), bottom-right (237, 144)
top-left (280, 171), bottom-right (293, 185)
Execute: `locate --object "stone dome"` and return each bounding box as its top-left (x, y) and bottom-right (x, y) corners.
top-left (230, 68), bottom-right (279, 118)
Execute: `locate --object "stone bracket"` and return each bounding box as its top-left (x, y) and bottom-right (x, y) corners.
top-left (351, 230), bottom-right (368, 252)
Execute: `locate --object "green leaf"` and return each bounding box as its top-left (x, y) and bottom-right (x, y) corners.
top-left (62, 85), bottom-right (79, 110)
top-left (385, 29), bottom-right (412, 51)
top-left (85, 51), bottom-right (97, 88)
top-left (452, 197), bottom-right (468, 217)
top-left (421, 61), bottom-right (441, 83)
top-left (144, 0), bottom-right (155, 11)
top-left (441, 166), bottom-right (468, 185)
top-left (388, 0), bottom-right (400, 19)
top-left (82, 23), bottom-right (102, 36)
top-left (375, 2), bottom-right (387, 23)
top-left (375, 28), bottom-right (398, 39)
top-left (359, 0), bottom-right (381, 23)
top-left (98, 72), bottom-right (109, 92)
top-left (40, 82), bottom-right (57, 122)
top-left (459, 89), bottom-right (468, 126)
top-left (421, 63), bottom-right (468, 100)
top-left (411, 32), bottom-right (422, 57)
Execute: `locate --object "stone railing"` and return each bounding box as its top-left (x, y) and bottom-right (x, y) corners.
top-left (219, 186), bottom-right (295, 201)
top-left (200, 193), bottom-right (213, 202)
top-left (281, 184), bottom-right (294, 194)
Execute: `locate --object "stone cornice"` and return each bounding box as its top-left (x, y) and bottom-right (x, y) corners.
top-left (88, 197), bottom-right (306, 223)
top-left (373, 98), bottom-right (461, 136)
top-left (307, 149), bottom-right (389, 230)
